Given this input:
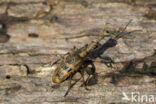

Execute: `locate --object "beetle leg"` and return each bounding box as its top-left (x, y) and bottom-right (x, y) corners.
top-left (57, 54), bottom-right (64, 59)
top-left (68, 75), bottom-right (72, 91)
top-left (84, 60), bottom-right (96, 85)
top-left (99, 56), bottom-right (115, 69)
top-left (51, 59), bottom-right (60, 67)
top-left (51, 54), bottom-right (63, 67)
top-left (52, 52), bottom-right (70, 67)
top-left (64, 75), bottom-right (80, 97)
top-left (84, 60), bottom-right (95, 74)
top-left (79, 69), bottom-right (89, 90)
top-left (64, 75), bottom-right (72, 97)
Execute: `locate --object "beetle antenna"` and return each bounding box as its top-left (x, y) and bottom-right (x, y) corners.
top-left (114, 19), bottom-right (133, 39)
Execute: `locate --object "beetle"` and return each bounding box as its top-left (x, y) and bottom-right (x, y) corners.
top-left (51, 20), bottom-right (133, 96)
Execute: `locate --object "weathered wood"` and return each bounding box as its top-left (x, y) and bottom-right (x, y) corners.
top-left (0, 0), bottom-right (156, 104)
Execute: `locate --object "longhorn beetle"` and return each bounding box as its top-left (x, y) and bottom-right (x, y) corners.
top-left (51, 20), bottom-right (134, 97)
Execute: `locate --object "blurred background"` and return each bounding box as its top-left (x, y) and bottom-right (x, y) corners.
top-left (0, 0), bottom-right (156, 104)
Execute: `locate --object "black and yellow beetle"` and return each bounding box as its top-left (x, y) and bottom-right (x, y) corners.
top-left (51, 20), bottom-right (134, 96)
